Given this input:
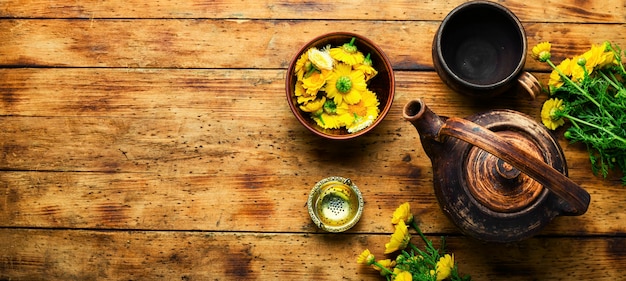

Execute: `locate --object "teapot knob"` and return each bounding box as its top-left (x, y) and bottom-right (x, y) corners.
top-left (495, 158), bottom-right (521, 179)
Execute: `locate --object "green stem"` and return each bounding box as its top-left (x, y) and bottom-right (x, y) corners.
top-left (599, 70), bottom-right (626, 101)
top-left (564, 113), bottom-right (626, 144)
top-left (303, 63), bottom-right (319, 78)
top-left (599, 70), bottom-right (623, 91)
top-left (410, 220), bottom-right (441, 263)
top-left (371, 261), bottom-right (395, 276)
top-left (349, 37), bottom-right (356, 46)
top-left (409, 221), bottom-right (430, 246)
top-left (409, 242), bottom-right (421, 254)
top-left (607, 43), bottom-right (626, 74)
top-left (546, 60), bottom-right (587, 95)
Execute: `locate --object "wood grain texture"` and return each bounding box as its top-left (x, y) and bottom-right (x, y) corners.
top-left (1, 0), bottom-right (624, 23)
top-left (1, 69), bottom-right (624, 235)
top-left (2, 0), bottom-right (626, 280)
top-left (1, 20), bottom-right (625, 69)
top-left (0, 229), bottom-right (624, 280)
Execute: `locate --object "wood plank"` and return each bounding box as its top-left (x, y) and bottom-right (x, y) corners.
top-left (0, 68), bottom-right (579, 175)
top-left (0, 168), bottom-right (624, 234)
top-left (0, 229), bottom-right (624, 280)
top-left (0, 68), bottom-right (544, 117)
top-left (0, 0), bottom-right (623, 23)
top-left (1, 20), bottom-right (625, 69)
top-left (2, 0), bottom-right (625, 280)
top-left (1, 69), bottom-right (623, 234)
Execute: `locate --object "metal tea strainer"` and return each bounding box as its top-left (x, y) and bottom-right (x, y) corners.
top-left (307, 176), bottom-right (364, 232)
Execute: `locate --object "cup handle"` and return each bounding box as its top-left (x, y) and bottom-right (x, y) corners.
top-left (438, 117), bottom-right (590, 215)
top-left (517, 71), bottom-right (541, 100)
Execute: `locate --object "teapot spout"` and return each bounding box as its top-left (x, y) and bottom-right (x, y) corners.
top-left (403, 99), bottom-right (447, 158)
top-left (403, 99), bottom-right (446, 142)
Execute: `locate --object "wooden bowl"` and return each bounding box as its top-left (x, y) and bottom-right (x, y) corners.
top-left (285, 32), bottom-right (395, 140)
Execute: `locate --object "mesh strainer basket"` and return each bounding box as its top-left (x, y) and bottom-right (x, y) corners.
top-left (307, 176), bottom-right (364, 232)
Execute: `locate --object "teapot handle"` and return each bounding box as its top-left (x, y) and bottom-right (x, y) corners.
top-left (439, 117), bottom-right (590, 215)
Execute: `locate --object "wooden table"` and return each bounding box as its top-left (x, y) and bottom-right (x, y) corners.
top-left (1, 0), bottom-right (625, 280)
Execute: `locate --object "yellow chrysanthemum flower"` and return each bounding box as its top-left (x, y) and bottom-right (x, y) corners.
top-left (588, 42), bottom-right (616, 69)
top-left (294, 80), bottom-right (306, 97)
top-left (435, 254), bottom-right (455, 281)
top-left (391, 202), bottom-right (413, 225)
top-left (531, 42), bottom-right (551, 62)
top-left (326, 63), bottom-right (366, 105)
top-left (384, 220), bottom-right (411, 254)
top-left (541, 98), bottom-right (566, 130)
top-left (346, 89), bottom-right (380, 133)
top-left (355, 64), bottom-right (378, 82)
top-left (307, 47), bottom-right (334, 71)
top-left (355, 53), bottom-right (378, 82)
top-left (357, 249), bottom-right (375, 265)
top-left (299, 96), bottom-right (326, 113)
top-left (294, 52), bottom-right (310, 81)
top-left (548, 58), bottom-right (572, 90)
top-left (313, 113), bottom-right (338, 129)
top-left (312, 101), bottom-right (353, 129)
top-left (330, 38), bottom-right (365, 65)
top-left (598, 50), bottom-right (616, 68)
top-left (296, 94), bottom-right (317, 105)
top-left (301, 69), bottom-right (330, 96)
top-left (295, 80), bottom-right (318, 104)
top-left (583, 43), bottom-right (606, 71)
top-left (547, 43), bottom-right (617, 93)
top-left (582, 42), bottom-right (620, 72)
top-left (570, 55), bottom-right (587, 82)
top-left (394, 269), bottom-right (413, 281)
top-left (346, 89), bottom-right (377, 117)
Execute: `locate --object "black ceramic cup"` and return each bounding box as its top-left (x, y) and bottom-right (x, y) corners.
top-left (433, 1), bottom-right (539, 99)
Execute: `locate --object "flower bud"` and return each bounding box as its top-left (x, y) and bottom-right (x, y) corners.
top-left (564, 131), bottom-right (572, 139)
top-left (395, 254), bottom-right (406, 264)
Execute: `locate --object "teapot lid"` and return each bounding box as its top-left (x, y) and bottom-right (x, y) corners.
top-left (464, 130), bottom-right (546, 213)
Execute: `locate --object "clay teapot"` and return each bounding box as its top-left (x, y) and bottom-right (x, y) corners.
top-left (403, 99), bottom-right (590, 243)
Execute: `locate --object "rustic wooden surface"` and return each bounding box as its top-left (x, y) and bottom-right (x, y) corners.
top-left (1, 0), bottom-right (626, 280)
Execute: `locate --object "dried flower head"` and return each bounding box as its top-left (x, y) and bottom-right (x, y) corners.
top-left (531, 42), bottom-right (551, 62)
top-left (435, 254), bottom-right (455, 281)
top-left (326, 63), bottom-right (366, 105)
top-left (307, 46), bottom-right (334, 71)
top-left (384, 220), bottom-right (410, 254)
top-left (541, 98), bottom-right (566, 130)
top-left (357, 249), bottom-right (376, 265)
top-left (394, 270), bottom-right (413, 281)
top-left (330, 37), bottom-right (365, 65)
top-left (391, 202), bottom-right (413, 225)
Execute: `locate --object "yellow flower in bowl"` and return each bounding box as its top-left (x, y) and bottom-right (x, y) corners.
top-left (307, 47), bottom-right (334, 71)
top-left (330, 37), bottom-right (365, 65)
top-left (285, 32), bottom-right (394, 140)
top-left (325, 63), bottom-right (366, 105)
